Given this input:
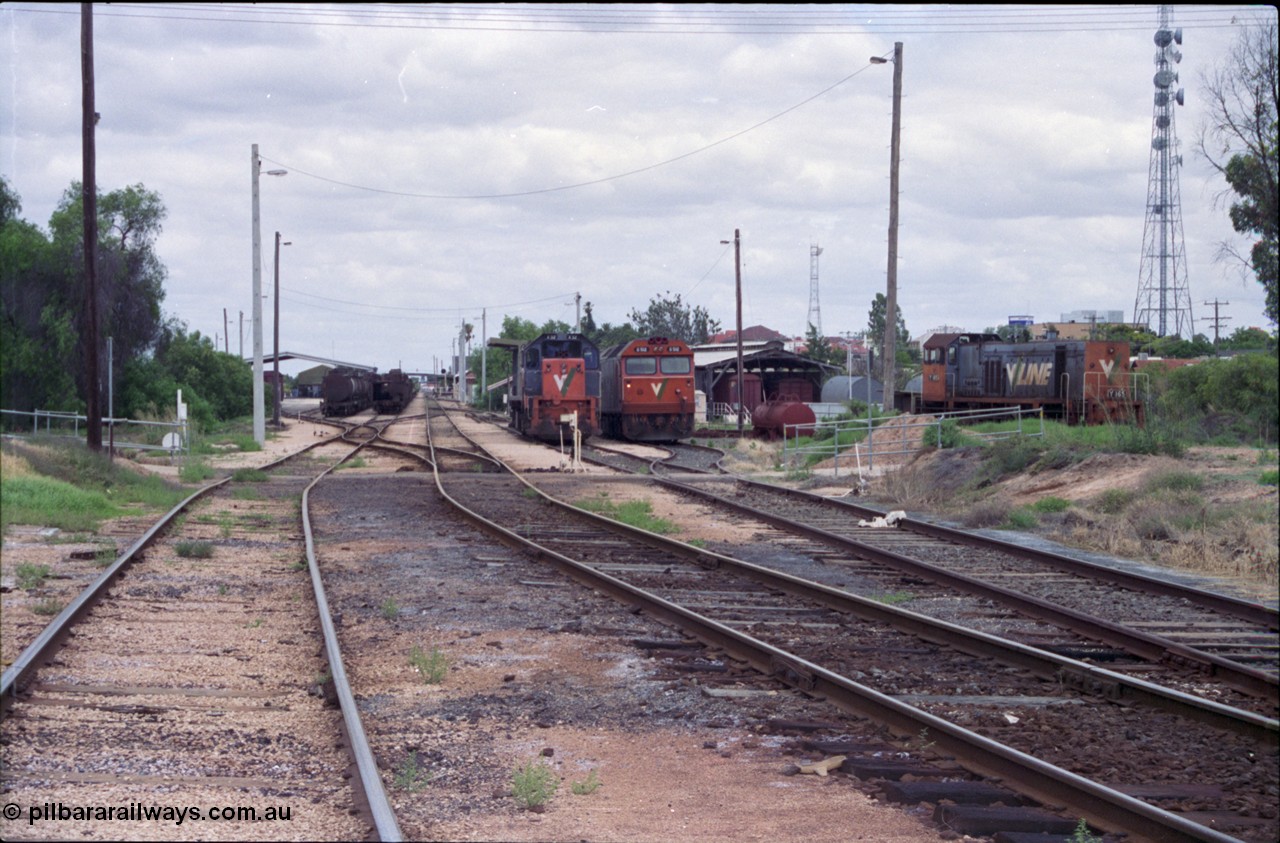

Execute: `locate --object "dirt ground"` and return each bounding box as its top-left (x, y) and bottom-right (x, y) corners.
top-left (3, 404), bottom-right (1275, 843)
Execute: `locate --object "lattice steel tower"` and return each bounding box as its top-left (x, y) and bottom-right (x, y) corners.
top-left (1134, 5), bottom-right (1194, 338)
top-left (807, 243), bottom-right (823, 335)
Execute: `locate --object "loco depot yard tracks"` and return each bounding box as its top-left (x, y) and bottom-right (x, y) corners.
top-left (583, 441), bottom-right (1279, 712)
top-left (437, 402), bottom-right (1278, 843)
top-left (0, 425), bottom-right (400, 841)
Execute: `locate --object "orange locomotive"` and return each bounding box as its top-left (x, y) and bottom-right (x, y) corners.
top-left (507, 332), bottom-right (601, 442)
top-left (599, 337), bottom-right (696, 442)
top-left (919, 334), bottom-right (1141, 424)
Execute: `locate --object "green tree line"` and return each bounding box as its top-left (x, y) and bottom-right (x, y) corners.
top-left (1, 177), bottom-right (254, 432)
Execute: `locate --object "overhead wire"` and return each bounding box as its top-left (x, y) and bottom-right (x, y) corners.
top-left (15, 3), bottom-right (1266, 34)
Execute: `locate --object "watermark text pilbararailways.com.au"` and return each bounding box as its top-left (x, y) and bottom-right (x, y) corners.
top-left (4, 801), bottom-right (293, 826)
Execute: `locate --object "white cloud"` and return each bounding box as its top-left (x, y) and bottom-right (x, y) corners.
top-left (2, 3), bottom-right (1272, 376)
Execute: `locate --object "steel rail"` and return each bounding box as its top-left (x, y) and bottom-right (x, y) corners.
top-left (3, 428), bottom-right (403, 841)
top-left (300, 437), bottom-right (403, 842)
top-left (503, 471), bottom-right (1278, 741)
top-left (2, 478), bottom-right (227, 710)
top-left (425, 407), bottom-right (1249, 843)
top-left (653, 475), bottom-right (1280, 702)
top-left (750, 478), bottom-right (1279, 631)
top-left (426, 405), bottom-right (1261, 841)
top-left (1, 435), bottom-right (342, 709)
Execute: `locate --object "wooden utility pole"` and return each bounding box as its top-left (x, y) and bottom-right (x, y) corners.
top-left (1202, 299), bottom-right (1230, 346)
top-left (734, 229), bottom-right (744, 437)
top-left (882, 42), bottom-right (903, 413)
top-left (82, 3), bottom-right (101, 452)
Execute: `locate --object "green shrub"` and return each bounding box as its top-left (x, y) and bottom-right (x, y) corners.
top-left (1, 475), bottom-right (121, 532)
top-left (1094, 488), bottom-right (1134, 514)
top-left (1142, 469), bottom-right (1204, 494)
top-left (409, 645), bottom-right (449, 684)
top-left (512, 760), bottom-right (559, 809)
top-left (175, 540), bottom-right (214, 558)
top-left (231, 468), bottom-right (269, 483)
top-left (571, 769), bottom-right (602, 795)
top-left (1002, 508), bottom-right (1038, 530)
top-left (180, 459), bottom-right (216, 483)
top-left (394, 752), bottom-right (432, 792)
top-left (1030, 496), bottom-right (1070, 513)
top-left (1260, 469), bottom-right (1279, 487)
top-left (16, 562), bottom-right (50, 590)
top-left (32, 599), bottom-right (63, 616)
top-left (575, 497), bottom-right (677, 534)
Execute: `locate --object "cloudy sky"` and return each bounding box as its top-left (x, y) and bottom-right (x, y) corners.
top-left (3, 3), bottom-right (1274, 376)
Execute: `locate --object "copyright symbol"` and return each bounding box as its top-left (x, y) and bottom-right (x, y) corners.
top-left (2, 803), bottom-right (20, 820)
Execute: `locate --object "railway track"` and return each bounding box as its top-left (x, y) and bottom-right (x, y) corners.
top-left (578, 438), bottom-right (1279, 713)
top-left (0, 421), bottom-right (401, 841)
top-left (436, 402), bottom-right (1277, 842)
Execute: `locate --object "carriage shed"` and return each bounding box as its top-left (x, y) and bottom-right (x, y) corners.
top-left (693, 339), bottom-right (839, 411)
top-left (294, 365), bottom-right (332, 398)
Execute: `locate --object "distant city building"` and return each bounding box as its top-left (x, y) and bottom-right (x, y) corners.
top-left (912, 326), bottom-right (966, 349)
top-left (1060, 309), bottom-right (1125, 324)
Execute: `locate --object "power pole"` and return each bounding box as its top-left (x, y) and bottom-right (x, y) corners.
top-left (735, 230), bottom-right (744, 436)
top-left (1202, 299), bottom-right (1230, 346)
top-left (223, 308), bottom-right (230, 353)
top-left (872, 42), bottom-right (903, 412)
top-left (82, 4), bottom-right (101, 452)
top-left (272, 231), bottom-right (289, 428)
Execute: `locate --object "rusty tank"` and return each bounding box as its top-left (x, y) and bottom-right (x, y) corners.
top-left (751, 399), bottom-right (816, 440)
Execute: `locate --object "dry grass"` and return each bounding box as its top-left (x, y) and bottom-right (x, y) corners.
top-left (864, 445), bottom-right (1278, 601)
top-left (1, 448), bottom-right (36, 479)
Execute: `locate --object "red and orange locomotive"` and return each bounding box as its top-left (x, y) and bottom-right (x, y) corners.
top-left (599, 337), bottom-right (696, 442)
top-left (919, 334), bottom-right (1141, 424)
top-left (507, 332), bottom-right (601, 442)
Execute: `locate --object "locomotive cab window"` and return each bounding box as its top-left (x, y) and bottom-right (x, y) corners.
top-left (525, 349), bottom-right (540, 369)
top-left (660, 357), bottom-right (692, 375)
top-left (625, 357), bottom-right (657, 375)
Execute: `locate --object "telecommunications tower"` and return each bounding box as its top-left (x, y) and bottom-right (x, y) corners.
top-left (1133, 5), bottom-right (1194, 337)
top-left (807, 243), bottom-right (823, 336)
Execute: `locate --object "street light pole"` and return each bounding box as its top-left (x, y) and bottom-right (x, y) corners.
top-left (251, 145), bottom-right (264, 445)
top-left (250, 144), bottom-right (286, 445)
top-left (272, 231), bottom-right (291, 428)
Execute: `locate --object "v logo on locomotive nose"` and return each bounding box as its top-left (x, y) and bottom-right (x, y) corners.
top-left (1099, 359), bottom-right (1115, 379)
top-left (552, 370), bottom-right (575, 395)
top-left (651, 380), bottom-right (668, 399)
